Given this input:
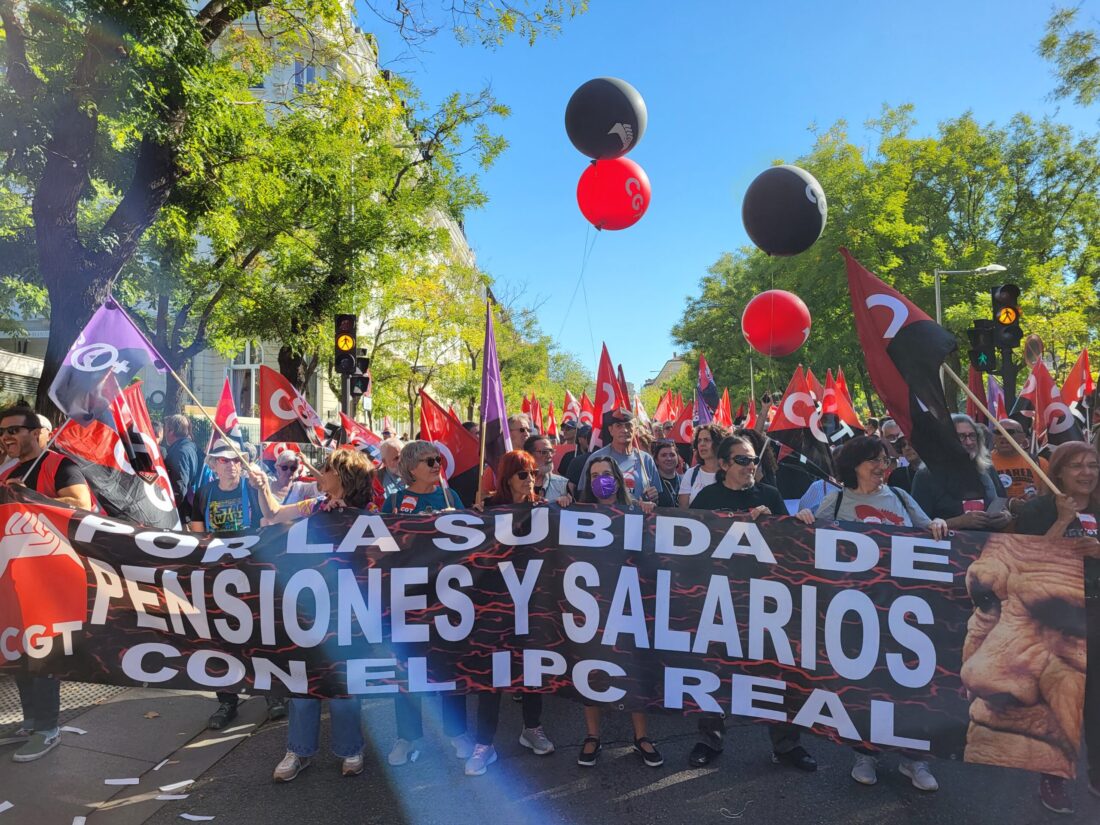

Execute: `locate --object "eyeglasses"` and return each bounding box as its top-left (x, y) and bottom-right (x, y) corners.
top-left (1065, 463), bottom-right (1100, 472)
top-left (216, 457), bottom-right (242, 465)
top-left (889, 436), bottom-right (907, 448)
top-left (730, 454), bottom-right (761, 467)
top-left (276, 463), bottom-right (298, 471)
top-left (514, 471), bottom-right (534, 480)
top-left (533, 448), bottom-right (554, 456)
top-left (864, 456), bottom-right (893, 466)
top-left (512, 426), bottom-right (531, 433)
top-left (957, 432), bottom-right (979, 442)
top-left (421, 456), bottom-right (442, 467)
top-left (0, 425), bottom-right (33, 436)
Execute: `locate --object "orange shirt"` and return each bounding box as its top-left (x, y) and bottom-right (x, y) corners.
top-left (992, 450), bottom-right (1049, 499)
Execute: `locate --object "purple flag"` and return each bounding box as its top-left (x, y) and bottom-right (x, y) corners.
top-left (479, 301), bottom-right (511, 479)
top-left (49, 297), bottom-right (168, 425)
top-left (695, 389), bottom-right (713, 426)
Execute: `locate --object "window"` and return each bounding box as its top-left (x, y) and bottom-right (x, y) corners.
top-left (293, 59), bottom-right (317, 93)
top-left (229, 342), bottom-right (264, 416)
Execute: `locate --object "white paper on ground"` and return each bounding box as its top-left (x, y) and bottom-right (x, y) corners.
top-left (72, 818), bottom-right (87, 825)
top-left (156, 795), bottom-right (189, 801)
top-left (153, 758), bottom-right (170, 771)
top-left (104, 778), bottom-right (140, 786)
top-left (179, 815), bottom-right (214, 822)
top-left (159, 781), bottom-right (194, 792)
top-left (0, 802), bottom-right (13, 815)
top-left (61, 726), bottom-right (87, 735)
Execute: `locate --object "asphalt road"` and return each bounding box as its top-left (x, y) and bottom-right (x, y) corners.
top-left (146, 694), bottom-right (1097, 825)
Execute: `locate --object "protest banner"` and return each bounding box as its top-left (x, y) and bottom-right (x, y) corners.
top-left (0, 485), bottom-right (1086, 778)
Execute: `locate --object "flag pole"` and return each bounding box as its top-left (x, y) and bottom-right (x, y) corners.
top-left (942, 363), bottom-right (1062, 496)
top-left (476, 301), bottom-right (491, 506)
top-left (165, 365), bottom-right (252, 467)
top-left (17, 419), bottom-right (69, 484)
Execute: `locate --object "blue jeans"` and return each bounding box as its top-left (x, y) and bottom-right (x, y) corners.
top-left (287, 698), bottom-right (363, 758)
top-left (15, 673), bottom-right (60, 731)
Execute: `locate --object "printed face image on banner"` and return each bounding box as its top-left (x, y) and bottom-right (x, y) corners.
top-left (960, 534), bottom-right (1087, 777)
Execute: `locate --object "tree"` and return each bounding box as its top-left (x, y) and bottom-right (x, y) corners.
top-left (671, 106), bottom-right (1100, 412)
top-left (1040, 5), bottom-right (1100, 106)
top-left (0, 0), bottom-right (585, 414)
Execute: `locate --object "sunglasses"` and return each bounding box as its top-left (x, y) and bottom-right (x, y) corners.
top-left (216, 457), bottom-right (242, 465)
top-left (421, 456), bottom-right (442, 467)
top-left (730, 454), bottom-right (761, 467)
top-left (0, 425), bottom-right (34, 436)
top-left (514, 471), bottom-right (534, 480)
top-left (889, 436), bottom-right (907, 448)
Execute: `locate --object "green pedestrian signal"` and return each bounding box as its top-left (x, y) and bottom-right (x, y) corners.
top-left (967, 321), bottom-right (997, 373)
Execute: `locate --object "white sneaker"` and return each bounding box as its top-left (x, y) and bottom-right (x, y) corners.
top-left (900, 759), bottom-right (939, 791)
top-left (851, 753), bottom-right (877, 785)
top-left (388, 738), bottom-right (420, 766)
top-left (519, 726), bottom-right (555, 755)
top-left (341, 752), bottom-right (364, 777)
top-left (273, 751), bottom-right (310, 782)
top-left (465, 744), bottom-right (497, 776)
top-left (451, 732), bottom-right (475, 759)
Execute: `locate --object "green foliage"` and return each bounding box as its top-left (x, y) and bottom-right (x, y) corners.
top-left (1040, 6), bottom-right (1100, 107)
top-left (672, 106), bottom-right (1100, 408)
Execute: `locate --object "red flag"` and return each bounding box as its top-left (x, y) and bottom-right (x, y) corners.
top-left (579, 391), bottom-right (596, 428)
top-left (340, 412), bottom-right (381, 450)
top-left (836, 368), bottom-right (854, 409)
top-left (805, 368), bottom-right (824, 402)
top-left (521, 396), bottom-right (531, 415)
top-left (1014, 361), bottom-right (1083, 444)
top-left (633, 394), bottom-right (650, 425)
top-left (448, 405), bottom-right (461, 424)
top-left (986, 375), bottom-right (1009, 421)
top-left (966, 366), bottom-right (989, 425)
top-left (593, 344), bottom-right (629, 446)
top-left (675, 391), bottom-right (685, 416)
top-left (843, 248), bottom-right (975, 483)
top-left (262, 442), bottom-right (301, 462)
top-left (654, 389), bottom-right (673, 423)
top-left (767, 366), bottom-right (832, 470)
top-left (419, 390), bottom-right (479, 480)
top-left (1062, 349), bottom-right (1094, 406)
top-left (820, 369), bottom-right (862, 443)
top-left (562, 391), bottom-right (581, 424)
top-left (381, 416), bottom-right (395, 435)
top-left (259, 365), bottom-right (324, 445)
top-left (546, 403), bottom-right (558, 437)
top-left (745, 398), bottom-right (758, 429)
top-left (210, 378), bottom-right (243, 448)
top-left (617, 364), bottom-right (630, 401)
top-left (714, 388), bottom-right (733, 428)
top-left (670, 401), bottom-right (695, 445)
top-left (532, 395), bottom-right (545, 434)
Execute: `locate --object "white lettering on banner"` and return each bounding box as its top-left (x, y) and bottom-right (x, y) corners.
top-left (824, 590), bottom-right (879, 680)
top-left (434, 564), bottom-right (474, 641)
top-left (282, 570), bottom-right (329, 648)
top-left (815, 529), bottom-right (880, 573)
top-left (712, 521), bottom-right (776, 563)
top-left (391, 567), bottom-right (429, 643)
top-left (562, 562), bottom-right (600, 643)
top-left (495, 507), bottom-right (549, 545)
top-left (792, 689), bottom-right (861, 740)
top-left (433, 513), bottom-right (486, 551)
top-left (653, 570), bottom-right (691, 652)
top-left (664, 667), bottom-right (723, 712)
top-left (161, 570), bottom-right (210, 639)
top-left (572, 659), bottom-right (626, 703)
top-left (499, 560), bottom-right (543, 635)
top-left (601, 566), bottom-right (648, 648)
top-left (654, 516), bottom-right (711, 556)
top-left (748, 579), bottom-right (794, 665)
top-left (121, 565), bottom-right (168, 632)
top-left (559, 510), bottom-right (614, 547)
top-left (0, 622), bottom-right (81, 661)
top-left (692, 574), bottom-right (743, 657)
top-left (120, 643), bottom-right (306, 692)
top-left (730, 675), bottom-right (788, 722)
top-left (886, 596), bottom-right (937, 688)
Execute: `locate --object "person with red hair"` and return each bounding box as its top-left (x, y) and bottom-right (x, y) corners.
top-left (464, 451), bottom-right (562, 776)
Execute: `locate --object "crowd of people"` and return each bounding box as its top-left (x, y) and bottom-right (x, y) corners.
top-left (0, 400), bottom-right (1097, 815)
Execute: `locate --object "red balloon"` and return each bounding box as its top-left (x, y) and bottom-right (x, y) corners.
top-left (741, 290), bottom-right (812, 357)
top-left (576, 157), bottom-right (651, 230)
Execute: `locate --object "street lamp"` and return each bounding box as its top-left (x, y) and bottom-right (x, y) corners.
top-left (934, 263), bottom-right (1007, 325)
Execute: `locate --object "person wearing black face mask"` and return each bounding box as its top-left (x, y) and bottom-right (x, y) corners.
top-left (686, 436), bottom-right (818, 774)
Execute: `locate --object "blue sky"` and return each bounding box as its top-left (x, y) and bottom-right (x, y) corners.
top-left (364, 0), bottom-right (1100, 390)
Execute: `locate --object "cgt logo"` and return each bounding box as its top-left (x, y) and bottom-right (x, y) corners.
top-left (0, 508), bottom-right (87, 660)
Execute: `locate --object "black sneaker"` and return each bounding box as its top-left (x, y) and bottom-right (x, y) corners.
top-left (266, 697), bottom-right (288, 721)
top-left (634, 737), bottom-right (664, 768)
top-left (688, 742), bottom-right (722, 767)
top-left (772, 746), bottom-right (817, 772)
top-left (208, 701), bottom-right (239, 731)
top-left (577, 736), bottom-right (601, 767)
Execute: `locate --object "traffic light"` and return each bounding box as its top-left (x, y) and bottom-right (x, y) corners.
top-left (991, 284), bottom-right (1022, 348)
top-left (967, 320), bottom-right (997, 373)
top-left (350, 354), bottom-right (371, 397)
top-left (334, 314), bottom-right (356, 374)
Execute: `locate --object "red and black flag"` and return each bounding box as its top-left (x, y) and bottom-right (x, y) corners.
top-left (259, 365), bottom-right (325, 445)
top-left (820, 368), bottom-right (862, 444)
top-left (1061, 348), bottom-right (1093, 431)
top-left (421, 389), bottom-right (481, 504)
top-left (842, 248), bottom-right (979, 487)
top-left (1013, 360), bottom-right (1083, 446)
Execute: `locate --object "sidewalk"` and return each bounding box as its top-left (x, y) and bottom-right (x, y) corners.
top-left (0, 677), bottom-right (267, 823)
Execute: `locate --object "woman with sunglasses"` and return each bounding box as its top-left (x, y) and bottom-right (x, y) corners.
top-left (244, 449), bottom-right (375, 782)
top-left (576, 457), bottom-right (661, 768)
top-left (812, 435), bottom-right (946, 792)
top-left (269, 450), bottom-right (317, 508)
top-left (380, 440), bottom-right (470, 768)
top-left (465, 450), bottom-right (558, 775)
top-left (1012, 440), bottom-right (1100, 815)
top-left (687, 435), bottom-right (819, 773)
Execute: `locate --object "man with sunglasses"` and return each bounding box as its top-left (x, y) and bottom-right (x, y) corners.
top-left (0, 406), bottom-right (92, 763)
top-left (523, 434), bottom-right (570, 503)
top-left (881, 418), bottom-right (921, 493)
top-left (189, 438), bottom-right (266, 729)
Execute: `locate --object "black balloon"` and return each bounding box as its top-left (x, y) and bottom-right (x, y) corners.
top-left (565, 77), bottom-right (647, 159)
top-left (741, 165), bottom-right (828, 256)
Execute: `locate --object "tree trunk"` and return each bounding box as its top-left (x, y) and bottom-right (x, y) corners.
top-left (278, 345), bottom-right (308, 392)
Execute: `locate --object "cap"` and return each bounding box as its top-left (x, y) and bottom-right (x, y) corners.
top-left (604, 407), bottom-right (635, 425)
top-left (561, 419), bottom-right (578, 431)
top-left (207, 439), bottom-right (239, 460)
top-left (36, 414), bottom-right (52, 433)
top-left (577, 424), bottom-right (593, 440)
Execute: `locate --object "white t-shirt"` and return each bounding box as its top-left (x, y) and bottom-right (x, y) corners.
top-left (682, 466), bottom-right (717, 505)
